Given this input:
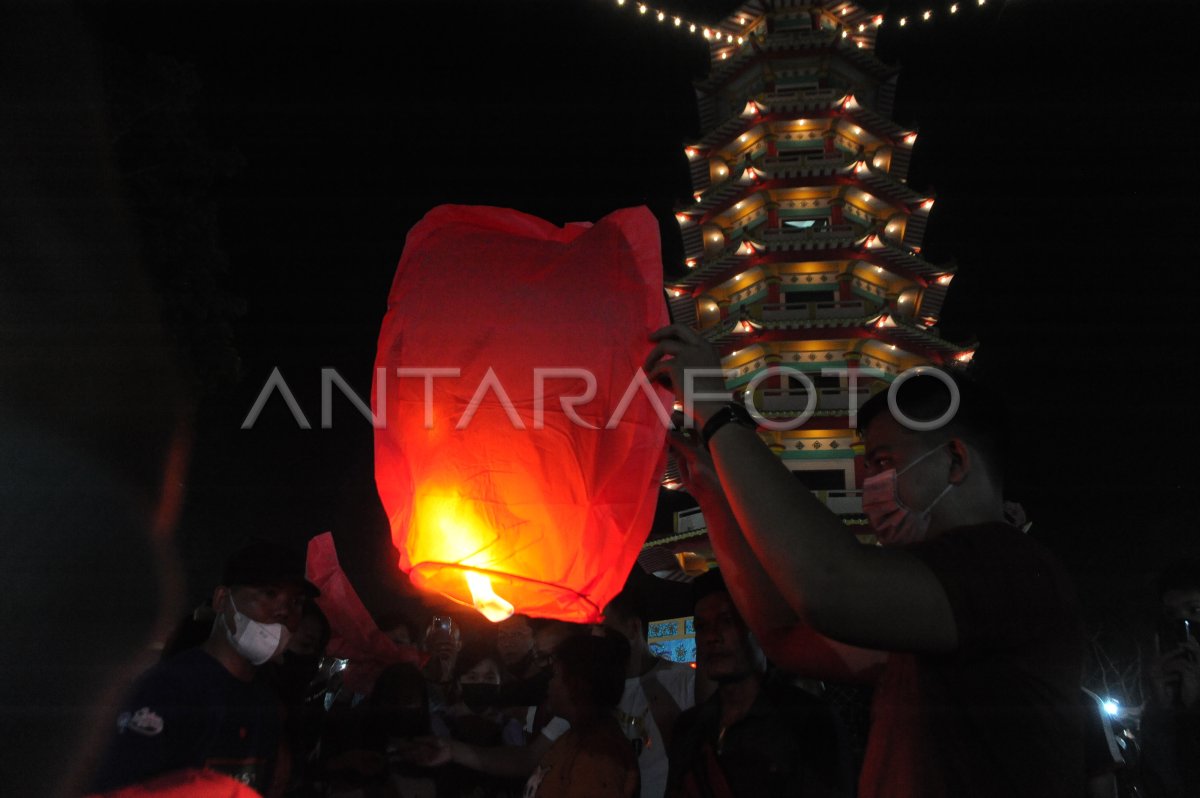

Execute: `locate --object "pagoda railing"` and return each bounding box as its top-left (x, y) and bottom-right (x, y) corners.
top-left (757, 386), bottom-right (871, 414)
top-left (673, 489), bottom-right (863, 533)
top-left (759, 224), bottom-right (858, 249)
top-left (760, 299), bottom-right (866, 320)
top-left (811, 489), bottom-right (863, 515)
top-left (762, 151), bottom-right (848, 171)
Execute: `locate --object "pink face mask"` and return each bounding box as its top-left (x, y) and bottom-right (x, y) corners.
top-left (861, 445), bottom-right (954, 546)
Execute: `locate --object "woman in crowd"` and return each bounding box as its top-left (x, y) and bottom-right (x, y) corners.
top-left (524, 633), bottom-right (639, 798)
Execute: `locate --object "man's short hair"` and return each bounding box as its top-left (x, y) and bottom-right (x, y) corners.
top-left (691, 568), bottom-right (728, 608)
top-left (1157, 559), bottom-right (1200, 598)
top-left (554, 633), bottom-right (629, 711)
top-left (603, 586), bottom-right (646, 629)
top-left (857, 368), bottom-right (1007, 482)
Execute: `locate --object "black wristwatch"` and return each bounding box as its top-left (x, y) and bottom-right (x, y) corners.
top-left (700, 403), bottom-right (757, 450)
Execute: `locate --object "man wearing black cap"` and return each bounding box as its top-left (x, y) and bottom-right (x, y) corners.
top-left (92, 540), bottom-right (318, 794)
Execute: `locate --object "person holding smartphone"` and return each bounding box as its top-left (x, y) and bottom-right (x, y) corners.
top-left (1140, 560), bottom-right (1200, 797)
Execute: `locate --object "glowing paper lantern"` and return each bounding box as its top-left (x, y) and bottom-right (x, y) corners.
top-left (373, 205), bottom-right (670, 623)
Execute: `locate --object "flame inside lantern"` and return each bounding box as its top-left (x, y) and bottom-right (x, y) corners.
top-left (465, 571), bottom-right (515, 622)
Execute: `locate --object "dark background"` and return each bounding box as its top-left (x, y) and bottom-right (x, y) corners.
top-left (31, 0), bottom-right (1200, 633)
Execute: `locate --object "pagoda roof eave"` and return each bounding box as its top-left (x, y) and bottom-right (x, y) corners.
top-left (687, 174), bottom-right (922, 228)
top-left (709, 324), bottom-right (972, 363)
top-left (697, 34), bottom-right (894, 95)
top-left (673, 239), bottom-right (945, 290)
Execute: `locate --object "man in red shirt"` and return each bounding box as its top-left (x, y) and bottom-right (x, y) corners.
top-left (646, 325), bottom-right (1083, 798)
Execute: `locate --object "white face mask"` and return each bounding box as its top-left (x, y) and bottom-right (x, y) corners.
top-left (861, 444), bottom-right (954, 547)
top-left (224, 595), bottom-right (290, 666)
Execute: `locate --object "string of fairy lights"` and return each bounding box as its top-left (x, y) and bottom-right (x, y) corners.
top-left (605, 0), bottom-right (993, 55)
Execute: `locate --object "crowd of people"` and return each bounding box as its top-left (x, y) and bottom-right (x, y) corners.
top-left (84, 336), bottom-right (1200, 798)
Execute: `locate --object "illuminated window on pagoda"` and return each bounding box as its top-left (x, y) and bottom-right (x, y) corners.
top-left (780, 289), bottom-right (835, 303)
top-left (647, 616), bottom-right (696, 664)
top-left (771, 13), bottom-right (814, 32)
top-left (793, 469), bottom-right (850, 490)
top-left (775, 74), bottom-right (821, 91)
top-left (778, 137), bottom-right (824, 153)
top-left (784, 218), bottom-right (828, 230)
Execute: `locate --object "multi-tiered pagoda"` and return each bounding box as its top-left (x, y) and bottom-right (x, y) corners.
top-left (644, 0), bottom-right (974, 581)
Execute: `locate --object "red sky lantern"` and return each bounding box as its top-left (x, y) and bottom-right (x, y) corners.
top-left (373, 205), bottom-right (670, 623)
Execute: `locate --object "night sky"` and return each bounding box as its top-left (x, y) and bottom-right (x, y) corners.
top-left (30, 0), bottom-right (1200, 629)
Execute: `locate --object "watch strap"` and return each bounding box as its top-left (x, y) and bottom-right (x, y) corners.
top-left (700, 403), bottom-right (757, 450)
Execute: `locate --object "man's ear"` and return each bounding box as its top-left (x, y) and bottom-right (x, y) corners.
top-left (946, 438), bottom-right (972, 485)
top-left (211, 585), bottom-right (230, 615)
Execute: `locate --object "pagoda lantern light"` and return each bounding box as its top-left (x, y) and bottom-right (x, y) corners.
top-left (374, 205), bottom-right (670, 624)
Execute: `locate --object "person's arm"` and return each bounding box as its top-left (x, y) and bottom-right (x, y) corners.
top-left (669, 427), bottom-right (885, 683)
top-left (397, 730), bottom-right (553, 779)
top-left (647, 325), bottom-right (957, 653)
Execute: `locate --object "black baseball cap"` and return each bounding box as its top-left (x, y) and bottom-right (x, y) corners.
top-left (220, 540), bottom-right (320, 597)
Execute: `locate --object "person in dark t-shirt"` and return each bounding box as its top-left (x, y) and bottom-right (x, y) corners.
top-left (92, 540), bottom-right (318, 794)
top-left (645, 330), bottom-right (1084, 798)
top-left (668, 570), bottom-right (852, 797)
